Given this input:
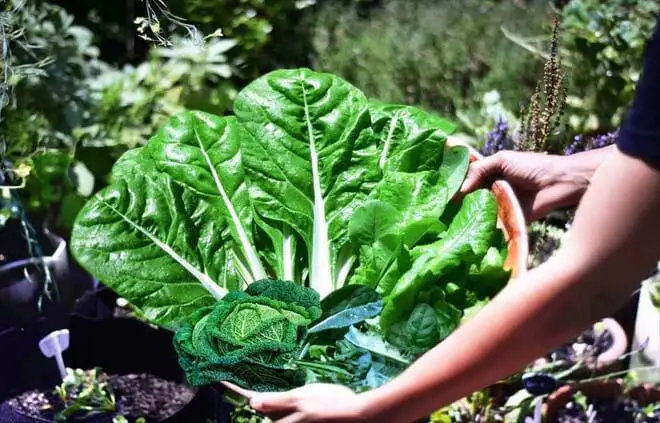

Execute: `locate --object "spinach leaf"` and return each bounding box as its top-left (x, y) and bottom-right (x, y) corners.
top-left (387, 303), bottom-right (439, 353)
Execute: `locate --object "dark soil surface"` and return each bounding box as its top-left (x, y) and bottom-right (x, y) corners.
top-left (7, 372), bottom-right (196, 422)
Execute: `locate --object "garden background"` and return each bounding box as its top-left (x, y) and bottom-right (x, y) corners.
top-left (1, 0), bottom-right (660, 421)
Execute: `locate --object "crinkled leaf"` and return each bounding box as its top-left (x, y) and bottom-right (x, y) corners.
top-left (71, 149), bottom-right (229, 328)
top-left (145, 111), bottom-right (267, 284)
top-left (245, 279), bottom-right (322, 320)
top-left (174, 280), bottom-right (321, 391)
top-left (369, 101), bottom-right (456, 173)
top-left (380, 189), bottom-right (499, 330)
top-left (233, 68), bottom-right (380, 297)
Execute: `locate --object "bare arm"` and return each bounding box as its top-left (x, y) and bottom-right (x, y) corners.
top-left (361, 147), bottom-right (660, 422)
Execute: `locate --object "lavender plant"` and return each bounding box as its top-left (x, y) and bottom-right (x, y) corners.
top-left (480, 117), bottom-right (512, 156)
top-left (563, 130), bottom-right (619, 155)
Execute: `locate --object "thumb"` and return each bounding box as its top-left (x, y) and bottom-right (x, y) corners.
top-left (250, 391), bottom-right (299, 414)
top-left (460, 153), bottom-right (506, 194)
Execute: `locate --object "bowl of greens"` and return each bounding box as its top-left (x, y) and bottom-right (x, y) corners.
top-left (69, 68), bottom-right (528, 394)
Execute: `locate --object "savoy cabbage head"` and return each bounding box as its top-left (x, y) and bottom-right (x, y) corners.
top-left (174, 279), bottom-right (321, 391)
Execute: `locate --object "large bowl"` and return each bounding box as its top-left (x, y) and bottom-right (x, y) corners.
top-left (447, 139), bottom-right (529, 278)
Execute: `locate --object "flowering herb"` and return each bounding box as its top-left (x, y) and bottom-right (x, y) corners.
top-left (480, 117), bottom-right (512, 156)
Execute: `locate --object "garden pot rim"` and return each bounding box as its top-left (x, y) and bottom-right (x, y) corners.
top-left (0, 314), bottom-right (202, 423)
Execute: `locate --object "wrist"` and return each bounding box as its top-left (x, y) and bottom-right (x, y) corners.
top-left (559, 145), bottom-right (615, 184)
top-left (549, 146), bottom-right (614, 204)
top-left (356, 382), bottom-right (428, 423)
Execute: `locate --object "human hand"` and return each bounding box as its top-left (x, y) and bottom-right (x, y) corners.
top-left (247, 383), bottom-right (377, 423)
top-left (459, 150), bottom-right (594, 221)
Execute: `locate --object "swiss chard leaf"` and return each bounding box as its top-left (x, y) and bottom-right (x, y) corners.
top-left (233, 68), bottom-right (380, 297)
top-left (145, 111), bottom-right (267, 285)
top-left (369, 101), bottom-right (457, 173)
top-left (70, 149), bottom-right (229, 327)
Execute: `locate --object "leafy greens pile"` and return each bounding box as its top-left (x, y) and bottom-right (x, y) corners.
top-left (70, 68), bottom-right (511, 392)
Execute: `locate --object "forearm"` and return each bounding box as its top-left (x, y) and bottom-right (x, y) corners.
top-left (546, 144), bottom-right (616, 209)
top-left (361, 148), bottom-right (660, 422)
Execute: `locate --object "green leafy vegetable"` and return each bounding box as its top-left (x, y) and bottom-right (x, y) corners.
top-left (380, 189), bottom-right (499, 331)
top-left (174, 280), bottom-right (321, 391)
top-left (387, 303), bottom-right (439, 354)
top-left (70, 67), bottom-right (514, 392)
top-left (70, 149), bottom-right (229, 326)
top-left (145, 112), bottom-right (267, 284)
top-left (233, 68), bottom-right (379, 298)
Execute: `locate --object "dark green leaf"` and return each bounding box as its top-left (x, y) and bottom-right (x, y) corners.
top-left (308, 300), bottom-right (383, 334)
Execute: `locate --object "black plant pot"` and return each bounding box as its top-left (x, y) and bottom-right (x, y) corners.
top-left (0, 315), bottom-right (207, 423)
top-left (0, 315), bottom-right (71, 402)
top-left (0, 220), bottom-right (99, 332)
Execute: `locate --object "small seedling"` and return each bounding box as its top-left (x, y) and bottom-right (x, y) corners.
top-left (53, 368), bottom-right (116, 422)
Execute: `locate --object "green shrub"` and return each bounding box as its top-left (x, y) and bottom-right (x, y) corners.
top-left (309, 0), bottom-right (549, 123)
top-left (560, 0), bottom-right (660, 132)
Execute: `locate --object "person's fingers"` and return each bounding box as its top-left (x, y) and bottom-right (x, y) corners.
top-left (460, 152), bottom-right (507, 194)
top-left (276, 412), bottom-right (307, 423)
top-left (221, 381), bottom-right (257, 399)
top-left (250, 392), bottom-right (299, 414)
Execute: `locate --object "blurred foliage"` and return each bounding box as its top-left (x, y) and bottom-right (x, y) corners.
top-left (504, 0), bottom-right (660, 134)
top-left (560, 0), bottom-right (660, 133)
top-left (171, 0), bottom-right (317, 79)
top-left (2, 0), bottom-right (658, 240)
top-left (0, 0), bottom-right (237, 231)
top-left (309, 0), bottom-right (549, 125)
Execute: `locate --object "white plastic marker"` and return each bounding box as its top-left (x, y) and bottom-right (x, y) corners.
top-left (532, 396), bottom-right (543, 423)
top-left (38, 329), bottom-right (70, 380)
